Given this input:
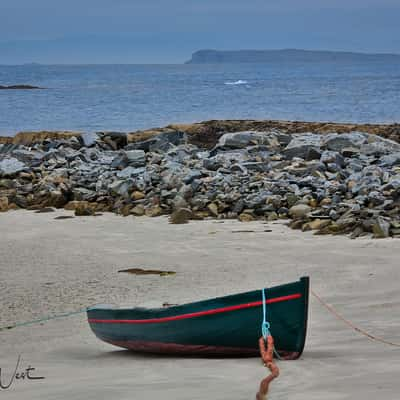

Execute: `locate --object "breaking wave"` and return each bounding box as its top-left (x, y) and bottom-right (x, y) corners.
top-left (224, 80), bottom-right (248, 85)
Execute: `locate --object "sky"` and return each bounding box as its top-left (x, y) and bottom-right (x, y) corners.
top-left (1, 0), bottom-right (399, 64)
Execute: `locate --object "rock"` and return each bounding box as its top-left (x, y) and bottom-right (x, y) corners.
top-left (117, 167), bottom-right (145, 179)
top-left (283, 134), bottom-right (321, 160)
top-left (289, 204), bottom-right (311, 219)
top-left (81, 132), bottom-right (98, 147)
top-left (0, 196), bottom-right (9, 212)
top-left (320, 150), bottom-right (345, 167)
top-left (145, 205), bottom-right (163, 217)
top-left (172, 195), bottom-right (188, 210)
top-left (238, 212), bottom-right (254, 222)
top-left (267, 212), bottom-right (278, 221)
top-left (49, 190), bottom-right (68, 208)
top-left (302, 219), bottom-right (331, 231)
top-left (74, 202), bottom-right (96, 216)
top-left (125, 150), bottom-right (146, 167)
top-left (207, 202), bottom-right (219, 217)
top-left (111, 153), bottom-right (129, 169)
top-left (131, 191), bottom-right (145, 201)
top-left (380, 152), bottom-right (400, 167)
top-left (119, 204), bottom-right (132, 216)
top-left (131, 204), bottom-right (145, 216)
top-left (216, 131), bottom-right (279, 150)
top-left (322, 132), bottom-right (367, 152)
top-left (372, 217), bottom-right (390, 238)
top-left (0, 158), bottom-right (26, 177)
top-left (169, 208), bottom-right (193, 224)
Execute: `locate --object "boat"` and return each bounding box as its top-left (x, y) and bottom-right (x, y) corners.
top-left (87, 276), bottom-right (309, 359)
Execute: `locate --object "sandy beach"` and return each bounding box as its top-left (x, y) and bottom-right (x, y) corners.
top-left (0, 210), bottom-right (399, 399)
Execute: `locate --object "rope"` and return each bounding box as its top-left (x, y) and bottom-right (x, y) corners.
top-left (311, 289), bottom-right (400, 348)
top-left (261, 288), bottom-right (271, 339)
top-left (261, 288), bottom-right (282, 360)
top-left (0, 308), bottom-right (88, 332)
top-left (256, 335), bottom-right (280, 400)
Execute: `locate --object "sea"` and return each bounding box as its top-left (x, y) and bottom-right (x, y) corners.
top-left (1, 60), bottom-right (400, 136)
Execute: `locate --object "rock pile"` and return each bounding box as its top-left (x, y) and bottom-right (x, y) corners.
top-left (1, 128), bottom-right (400, 238)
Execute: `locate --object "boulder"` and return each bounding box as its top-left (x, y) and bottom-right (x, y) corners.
top-left (283, 134), bottom-right (321, 160)
top-left (372, 217), bottom-right (390, 238)
top-left (289, 204), bottom-right (311, 219)
top-left (169, 208), bottom-right (193, 224)
top-left (125, 150), bottom-right (146, 167)
top-left (0, 158), bottom-right (27, 177)
top-left (0, 196), bottom-right (9, 212)
top-left (145, 205), bottom-right (163, 217)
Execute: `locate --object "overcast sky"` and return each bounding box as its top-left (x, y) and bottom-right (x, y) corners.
top-left (1, 0), bottom-right (399, 63)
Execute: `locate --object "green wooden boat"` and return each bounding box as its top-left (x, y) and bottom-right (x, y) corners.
top-left (87, 276), bottom-right (309, 358)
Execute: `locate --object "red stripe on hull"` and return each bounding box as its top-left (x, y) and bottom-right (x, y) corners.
top-left (104, 339), bottom-right (300, 359)
top-left (88, 293), bottom-right (301, 324)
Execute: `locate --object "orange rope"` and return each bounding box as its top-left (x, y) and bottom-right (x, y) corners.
top-left (311, 289), bottom-right (400, 348)
top-left (256, 335), bottom-right (280, 400)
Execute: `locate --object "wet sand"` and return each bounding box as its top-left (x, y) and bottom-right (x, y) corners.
top-left (0, 210), bottom-right (399, 399)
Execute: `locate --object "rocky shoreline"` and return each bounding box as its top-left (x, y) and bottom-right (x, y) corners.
top-left (1, 119), bottom-right (400, 238)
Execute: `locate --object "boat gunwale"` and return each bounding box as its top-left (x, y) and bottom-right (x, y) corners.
top-left (88, 293), bottom-right (302, 324)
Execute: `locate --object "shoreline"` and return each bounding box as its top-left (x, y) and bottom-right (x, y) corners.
top-left (1, 122), bottom-right (400, 239)
top-left (1, 118), bottom-right (400, 145)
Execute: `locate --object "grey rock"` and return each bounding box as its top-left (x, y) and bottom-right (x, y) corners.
top-left (289, 204), bottom-right (311, 218)
top-left (0, 158), bottom-right (27, 177)
top-left (125, 150), bottom-right (146, 167)
top-left (372, 217), bottom-right (390, 238)
top-left (217, 131), bottom-right (280, 150)
top-left (117, 166), bottom-right (145, 179)
top-left (81, 132), bottom-right (99, 147)
top-left (283, 134), bottom-right (322, 160)
top-left (322, 132), bottom-right (367, 152)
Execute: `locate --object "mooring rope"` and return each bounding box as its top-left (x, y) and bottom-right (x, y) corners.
top-left (0, 308), bottom-right (88, 332)
top-left (257, 288), bottom-right (281, 399)
top-left (311, 289), bottom-right (400, 348)
top-left (261, 288), bottom-right (282, 360)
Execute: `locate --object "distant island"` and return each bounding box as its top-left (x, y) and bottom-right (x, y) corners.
top-left (185, 49), bottom-right (400, 64)
top-left (0, 85), bottom-right (42, 90)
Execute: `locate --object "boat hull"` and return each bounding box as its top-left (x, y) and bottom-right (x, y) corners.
top-left (87, 277), bottom-right (309, 358)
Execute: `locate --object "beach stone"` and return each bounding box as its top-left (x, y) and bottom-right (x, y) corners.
top-left (322, 132), bottom-right (367, 152)
top-left (207, 202), bottom-right (219, 217)
top-left (125, 150), bottom-right (146, 166)
top-left (131, 191), bottom-right (145, 201)
top-left (81, 132), bottom-right (98, 147)
top-left (0, 158), bottom-right (26, 177)
top-left (119, 204), bottom-right (132, 216)
top-left (169, 208), bottom-right (193, 224)
top-left (0, 196), bottom-right (9, 212)
top-left (238, 212), bottom-right (254, 222)
top-left (289, 204), bottom-right (311, 219)
top-left (372, 217), bottom-right (390, 238)
top-left (283, 134), bottom-right (321, 160)
top-left (267, 212), bottom-right (278, 221)
top-left (302, 219), bottom-right (331, 231)
top-left (111, 154), bottom-right (129, 169)
top-left (380, 152), bottom-right (400, 167)
top-left (145, 205), bottom-right (163, 217)
top-left (49, 190), bottom-right (68, 208)
top-left (172, 195), bottom-right (188, 210)
top-left (74, 202), bottom-right (95, 216)
top-left (131, 204), bottom-right (145, 216)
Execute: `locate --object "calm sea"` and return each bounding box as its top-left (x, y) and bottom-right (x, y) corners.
top-left (0, 61), bottom-right (400, 136)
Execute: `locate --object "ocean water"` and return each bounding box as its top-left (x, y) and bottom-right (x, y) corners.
top-left (0, 61), bottom-right (400, 136)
